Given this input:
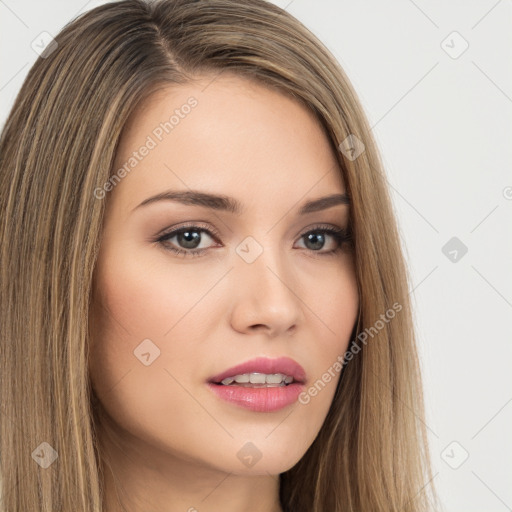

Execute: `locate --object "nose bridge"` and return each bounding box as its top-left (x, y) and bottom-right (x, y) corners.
top-left (235, 233), bottom-right (291, 295)
top-left (230, 233), bottom-right (302, 331)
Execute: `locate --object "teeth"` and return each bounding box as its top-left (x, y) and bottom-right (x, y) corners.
top-left (266, 374), bottom-right (285, 384)
top-left (249, 373), bottom-right (266, 384)
top-left (219, 373), bottom-right (294, 386)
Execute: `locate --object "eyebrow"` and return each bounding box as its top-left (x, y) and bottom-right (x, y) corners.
top-left (133, 189), bottom-right (350, 215)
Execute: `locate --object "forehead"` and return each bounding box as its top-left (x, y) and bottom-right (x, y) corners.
top-left (110, 72), bottom-right (345, 213)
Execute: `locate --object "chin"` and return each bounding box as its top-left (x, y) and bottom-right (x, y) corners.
top-left (213, 441), bottom-right (307, 476)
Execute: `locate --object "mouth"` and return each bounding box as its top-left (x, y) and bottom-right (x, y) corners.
top-left (211, 372), bottom-right (298, 388)
top-left (206, 357), bottom-right (307, 412)
top-left (208, 356), bottom-right (307, 387)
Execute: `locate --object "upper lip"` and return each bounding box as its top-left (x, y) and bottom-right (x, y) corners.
top-left (208, 356), bottom-right (307, 384)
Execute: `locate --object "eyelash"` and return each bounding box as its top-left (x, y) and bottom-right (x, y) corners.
top-left (155, 222), bottom-right (352, 259)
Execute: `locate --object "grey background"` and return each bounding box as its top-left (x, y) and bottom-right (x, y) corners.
top-left (1, 1), bottom-right (511, 510)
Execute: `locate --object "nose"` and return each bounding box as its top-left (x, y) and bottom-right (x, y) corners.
top-left (229, 245), bottom-right (302, 338)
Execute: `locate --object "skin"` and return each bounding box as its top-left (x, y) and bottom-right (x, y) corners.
top-left (88, 72), bottom-right (359, 512)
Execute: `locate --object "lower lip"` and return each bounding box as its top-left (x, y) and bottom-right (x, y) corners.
top-left (206, 382), bottom-right (305, 412)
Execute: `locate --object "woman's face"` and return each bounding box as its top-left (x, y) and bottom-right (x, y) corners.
top-left (89, 73), bottom-right (359, 477)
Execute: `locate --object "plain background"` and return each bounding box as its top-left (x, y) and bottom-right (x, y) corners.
top-left (1, 1), bottom-right (511, 510)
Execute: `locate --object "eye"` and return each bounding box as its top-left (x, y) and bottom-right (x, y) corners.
top-left (156, 222), bottom-right (220, 258)
top-left (155, 223), bottom-right (352, 258)
top-left (295, 225), bottom-right (352, 257)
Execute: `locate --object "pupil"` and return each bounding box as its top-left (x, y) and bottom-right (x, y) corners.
top-left (178, 230), bottom-right (201, 249)
top-left (175, 231), bottom-right (326, 251)
top-left (306, 233), bottom-right (324, 250)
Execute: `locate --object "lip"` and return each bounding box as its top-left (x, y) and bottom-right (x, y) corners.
top-left (206, 356), bottom-right (307, 413)
top-left (208, 356), bottom-right (307, 385)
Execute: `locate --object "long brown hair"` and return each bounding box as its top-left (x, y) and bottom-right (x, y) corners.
top-left (0, 0), bottom-right (438, 510)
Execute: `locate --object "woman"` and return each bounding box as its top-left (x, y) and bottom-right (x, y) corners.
top-left (0, 0), bottom-right (438, 510)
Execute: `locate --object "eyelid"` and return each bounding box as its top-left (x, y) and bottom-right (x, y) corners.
top-left (155, 222), bottom-right (347, 243)
top-left (154, 221), bottom-right (221, 241)
top-left (154, 221), bottom-right (351, 259)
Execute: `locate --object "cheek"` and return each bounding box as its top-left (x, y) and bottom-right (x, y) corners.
top-left (306, 253), bottom-right (359, 353)
top-left (88, 249), bottom-right (227, 462)
top-left (319, 259), bottom-right (358, 340)
top-left (88, 239), bottom-right (232, 397)
top-left (92, 243), bottom-right (218, 341)
top-left (296, 256), bottom-right (359, 419)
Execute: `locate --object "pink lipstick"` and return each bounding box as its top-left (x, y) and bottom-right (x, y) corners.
top-left (207, 356), bottom-right (306, 412)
